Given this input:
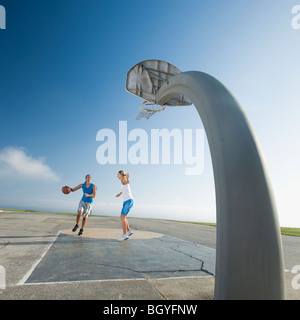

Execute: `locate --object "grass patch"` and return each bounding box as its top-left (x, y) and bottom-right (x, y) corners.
top-left (165, 219), bottom-right (217, 227)
top-left (280, 227), bottom-right (300, 237)
top-left (0, 208), bottom-right (77, 215)
top-left (162, 219), bottom-right (300, 237)
top-left (179, 221), bottom-right (300, 237)
top-left (1, 208), bottom-right (300, 236)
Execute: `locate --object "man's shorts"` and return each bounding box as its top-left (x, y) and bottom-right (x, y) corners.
top-left (77, 200), bottom-right (93, 218)
top-left (121, 199), bottom-right (134, 215)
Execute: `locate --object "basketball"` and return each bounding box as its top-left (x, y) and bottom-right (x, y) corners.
top-left (62, 186), bottom-right (71, 194)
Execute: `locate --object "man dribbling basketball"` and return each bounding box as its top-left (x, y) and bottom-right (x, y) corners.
top-left (70, 174), bottom-right (96, 236)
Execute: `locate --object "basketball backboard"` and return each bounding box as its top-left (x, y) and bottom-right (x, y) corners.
top-left (126, 60), bottom-right (192, 106)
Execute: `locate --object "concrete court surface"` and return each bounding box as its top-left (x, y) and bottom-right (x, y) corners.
top-left (0, 211), bottom-right (299, 300)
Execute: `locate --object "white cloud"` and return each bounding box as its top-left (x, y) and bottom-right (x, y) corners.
top-left (0, 147), bottom-right (59, 182)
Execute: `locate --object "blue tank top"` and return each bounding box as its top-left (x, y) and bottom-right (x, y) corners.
top-left (81, 182), bottom-right (94, 203)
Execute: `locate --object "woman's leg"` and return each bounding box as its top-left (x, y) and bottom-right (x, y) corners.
top-left (120, 214), bottom-right (127, 235)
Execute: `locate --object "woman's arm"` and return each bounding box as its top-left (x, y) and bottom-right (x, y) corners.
top-left (121, 173), bottom-right (130, 185)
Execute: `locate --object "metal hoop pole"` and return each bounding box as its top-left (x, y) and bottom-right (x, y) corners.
top-left (155, 71), bottom-right (285, 300)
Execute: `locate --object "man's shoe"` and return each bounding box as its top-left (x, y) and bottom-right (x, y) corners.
top-left (72, 224), bottom-right (79, 232)
top-left (78, 228), bottom-right (84, 236)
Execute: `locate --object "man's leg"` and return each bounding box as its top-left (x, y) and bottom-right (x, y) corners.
top-left (78, 215), bottom-right (87, 236)
top-left (72, 211), bottom-right (82, 232)
top-left (78, 214), bottom-right (87, 236)
top-left (76, 211), bottom-right (82, 225)
top-left (78, 203), bottom-right (92, 235)
top-left (81, 217), bottom-right (88, 230)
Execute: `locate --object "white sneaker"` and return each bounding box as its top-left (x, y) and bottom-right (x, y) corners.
top-left (126, 230), bottom-right (133, 237)
top-left (117, 234), bottom-right (129, 241)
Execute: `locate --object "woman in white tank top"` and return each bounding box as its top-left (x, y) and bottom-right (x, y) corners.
top-left (116, 170), bottom-right (134, 241)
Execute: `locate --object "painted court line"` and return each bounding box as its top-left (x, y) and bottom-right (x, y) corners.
top-left (16, 231), bottom-right (61, 286)
top-left (20, 275), bottom-right (213, 287)
top-left (15, 229), bottom-right (215, 287)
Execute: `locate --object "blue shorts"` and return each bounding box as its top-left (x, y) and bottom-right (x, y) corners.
top-left (121, 199), bottom-right (134, 215)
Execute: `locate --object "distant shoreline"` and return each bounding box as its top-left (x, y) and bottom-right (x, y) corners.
top-left (1, 208), bottom-right (299, 237)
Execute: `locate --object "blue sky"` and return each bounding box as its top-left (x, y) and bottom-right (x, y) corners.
top-left (0, 0), bottom-right (300, 226)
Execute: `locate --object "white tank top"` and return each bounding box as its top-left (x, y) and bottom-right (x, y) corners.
top-left (121, 183), bottom-right (133, 201)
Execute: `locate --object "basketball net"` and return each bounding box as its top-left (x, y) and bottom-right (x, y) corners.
top-left (136, 101), bottom-right (166, 120)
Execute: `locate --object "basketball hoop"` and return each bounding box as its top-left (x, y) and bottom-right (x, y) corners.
top-left (126, 60), bottom-right (192, 120)
top-left (136, 101), bottom-right (166, 120)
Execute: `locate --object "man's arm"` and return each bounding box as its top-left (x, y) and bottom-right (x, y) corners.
top-left (85, 185), bottom-right (97, 198)
top-left (70, 184), bottom-right (82, 192)
top-left (92, 185), bottom-right (96, 198)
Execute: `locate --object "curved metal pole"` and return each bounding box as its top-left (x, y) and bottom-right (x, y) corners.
top-left (156, 71), bottom-right (285, 300)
